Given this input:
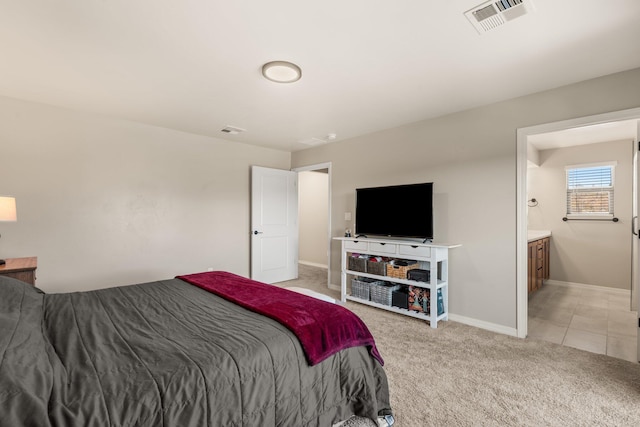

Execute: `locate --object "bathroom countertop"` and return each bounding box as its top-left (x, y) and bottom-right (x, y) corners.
top-left (528, 230), bottom-right (551, 242)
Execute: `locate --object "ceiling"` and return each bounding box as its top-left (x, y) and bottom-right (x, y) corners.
top-left (529, 120), bottom-right (638, 151)
top-left (1, 0), bottom-right (639, 152)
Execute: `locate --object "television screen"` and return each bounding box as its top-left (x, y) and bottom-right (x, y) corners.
top-left (355, 182), bottom-right (433, 240)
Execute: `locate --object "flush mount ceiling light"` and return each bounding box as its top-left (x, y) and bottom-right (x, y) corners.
top-left (262, 61), bottom-right (302, 83)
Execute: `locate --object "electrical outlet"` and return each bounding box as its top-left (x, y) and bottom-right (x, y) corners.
top-left (345, 212), bottom-right (352, 221)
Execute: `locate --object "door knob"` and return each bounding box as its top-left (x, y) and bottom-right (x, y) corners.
top-left (253, 230), bottom-right (263, 235)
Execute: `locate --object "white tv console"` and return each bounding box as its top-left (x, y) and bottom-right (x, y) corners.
top-left (335, 237), bottom-right (460, 328)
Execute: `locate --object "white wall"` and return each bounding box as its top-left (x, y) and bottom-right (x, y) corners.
top-left (527, 139), bottom-right (633, 289)
top-left (292, 67), bottom-right (640, 331)
top-left (298, 170), bottom-right (329, 268)
top-left (0, 96), bottom-right (290, 292)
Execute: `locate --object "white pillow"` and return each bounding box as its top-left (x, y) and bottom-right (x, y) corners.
top-left (286, 287), bottom-right (337, 304)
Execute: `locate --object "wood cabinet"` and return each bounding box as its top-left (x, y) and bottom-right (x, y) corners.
top-left (527, 238), bottom-right (549, 294)
top-left (0, 257), bottom-right (38, 286)
top-left (542, 237), bottom-right (550, 280)
top-left (335, 237), bottom-right (460, 329)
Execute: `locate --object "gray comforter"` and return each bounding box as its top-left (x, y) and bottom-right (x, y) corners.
top-left (0, 276), bottom-right (391, 426)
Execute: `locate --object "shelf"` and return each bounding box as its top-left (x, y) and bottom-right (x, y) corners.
top-left (346, 296), bottom-right (448, 322)
top-left (337, 236), bottom-right (459, 329)
top-left (345, 270), bottom-right (446, 290)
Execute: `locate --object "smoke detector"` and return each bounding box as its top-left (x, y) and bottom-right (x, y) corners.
top-left (299, 137), bottom-right (327, 146)
top-left (299, 133), bottom-right (338, 146)
top-left (465, 0), bottom-right (535, 34)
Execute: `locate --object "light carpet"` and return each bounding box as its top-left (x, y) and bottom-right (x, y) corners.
top-left (282, 265), bottom-right (640, 427)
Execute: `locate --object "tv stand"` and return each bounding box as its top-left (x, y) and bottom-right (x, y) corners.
top-left (335, 237), bottom-right (460, 328)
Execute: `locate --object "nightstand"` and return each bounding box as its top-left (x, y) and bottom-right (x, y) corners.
top-left (0, 257), bottom-right (37, 286)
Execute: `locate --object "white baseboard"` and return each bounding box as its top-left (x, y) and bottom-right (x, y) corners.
top-left (544, 279), bottom-right (630, 295)
top-left (447, 313), bottom-right (518, 337)
top-left (331, 283), bottom-right (626, 341)
top-left (299, 260), bottom-right (328, 269)
top-left (328, 283), bottom-right (341, 291)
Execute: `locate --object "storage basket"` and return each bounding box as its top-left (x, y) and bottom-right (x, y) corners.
top-left (351, 277), bottom-right (384, 300)
top-left (407, 268), bottom-right (430, 282)
top-left (366, 258), bottom-right (389, 276)
top-left (348, 255), bottom-right (367, 273)
top-left (370, 282), bottom-right (401, 306)
top-left (392, 287), bottom-right (409, 309)
top-left (386, 260), bottom-right (419, 279)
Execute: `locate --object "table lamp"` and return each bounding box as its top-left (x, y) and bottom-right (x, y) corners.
top-left (0, 196), bottom-right (17, 266)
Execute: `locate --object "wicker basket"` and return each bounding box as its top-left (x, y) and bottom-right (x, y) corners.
top-left (386, 260), bottom-right (419, 279)
top-left (370, 282), bottom-right (401, 306)
top-left (348, 255), bottom-right (367, 273)
top-left (351, 277), bottom-right (384, 300)
top-left (366, 258), bottom-right (388, 276)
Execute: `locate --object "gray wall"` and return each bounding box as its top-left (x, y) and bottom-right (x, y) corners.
top-left (292, 67), bottom-right (640, 331)
top-left (0, 96), bottom-right (290, 292)
top-left (527, 139), bottom-right (633, 289)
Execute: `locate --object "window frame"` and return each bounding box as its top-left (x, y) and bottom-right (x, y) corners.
top-left (564, 161), bottom-right (617, 220)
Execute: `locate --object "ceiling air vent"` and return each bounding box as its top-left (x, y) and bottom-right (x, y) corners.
top-left (220, 125), bottom-right (246, 135)
top-left (465, 0), bottom-right (535, 34)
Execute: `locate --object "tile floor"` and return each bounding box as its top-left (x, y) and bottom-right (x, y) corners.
top-left (527, 282), bottom-right (638, 363)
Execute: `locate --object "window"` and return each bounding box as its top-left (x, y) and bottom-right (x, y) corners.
top-left (565, 162), bottom-right (616, 218)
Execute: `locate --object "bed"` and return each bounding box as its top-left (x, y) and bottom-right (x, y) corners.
top-left (0, 271), bottom-right (392, 426)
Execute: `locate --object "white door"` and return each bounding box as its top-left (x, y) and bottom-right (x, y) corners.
top-left (250, 166), bottom-right (298, 284)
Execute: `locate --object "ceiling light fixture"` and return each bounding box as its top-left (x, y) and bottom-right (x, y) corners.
top-left (262, 61), bottom-right (302, 83)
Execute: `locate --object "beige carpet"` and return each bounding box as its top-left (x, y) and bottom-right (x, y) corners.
top-left (282, 265), bottom-right (640, 427)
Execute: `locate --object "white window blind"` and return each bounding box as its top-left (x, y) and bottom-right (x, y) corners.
top-left (565, 163), bottom-right (615, 217)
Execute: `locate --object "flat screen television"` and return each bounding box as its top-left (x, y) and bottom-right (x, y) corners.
top-left (355, 182), bottom-right (433, 241)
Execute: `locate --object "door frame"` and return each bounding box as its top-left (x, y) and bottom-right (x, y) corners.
top-left (516, 107), bottom-right (640, 340)
top-left (292, 162), bottom-right (333, 287)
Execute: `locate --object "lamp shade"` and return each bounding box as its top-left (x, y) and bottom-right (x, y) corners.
top-left (0, 196), bottom-right (17, 222)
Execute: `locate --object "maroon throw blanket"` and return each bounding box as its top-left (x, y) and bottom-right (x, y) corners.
top-left (176, 271), bottom-right (383, 366)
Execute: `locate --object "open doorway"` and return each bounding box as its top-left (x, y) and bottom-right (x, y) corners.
top-left (293, 163), bottom-right (333, 292)
top-left (517, 109), bottom-right (640, 364)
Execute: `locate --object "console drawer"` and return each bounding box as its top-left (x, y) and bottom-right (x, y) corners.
top-left (369, 242), bottom-right (397, 254)
top-left (345, 240), bottom-right (368, 251)
top-left (399, 244), bottom-right (431, 258)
